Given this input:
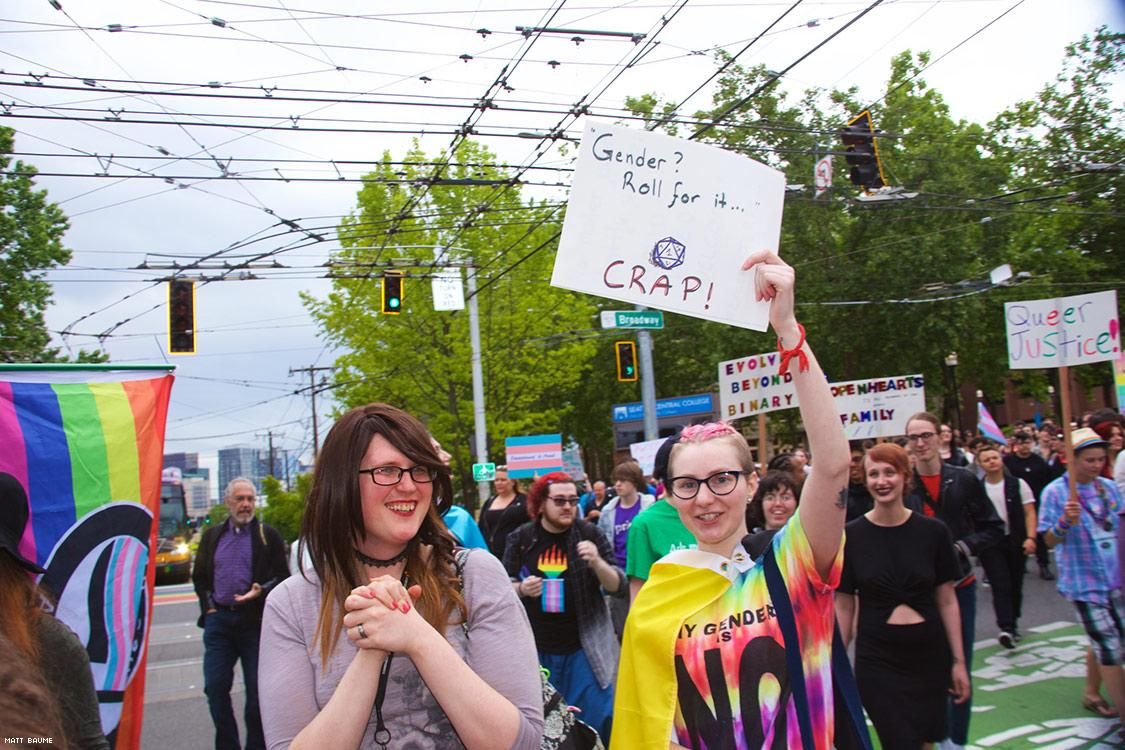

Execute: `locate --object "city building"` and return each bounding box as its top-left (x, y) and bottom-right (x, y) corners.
top-left (163, 452), bottom-right (200, 472)
top-left (218, 446), bottom-right (262, 498)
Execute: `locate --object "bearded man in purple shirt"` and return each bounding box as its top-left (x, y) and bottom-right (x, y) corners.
top-left (193, 477), bottom-right (289, 750)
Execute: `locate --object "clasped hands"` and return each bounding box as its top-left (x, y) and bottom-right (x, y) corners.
top-left (343, 575), bottom-right (426, 655)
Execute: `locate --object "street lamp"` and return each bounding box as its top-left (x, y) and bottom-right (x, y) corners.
top-left (944, 352), bottom-right (960, 436)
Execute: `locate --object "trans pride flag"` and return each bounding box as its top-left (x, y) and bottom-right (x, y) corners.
top-left (0, 365), bottom-right (174, 750)
top-left (977, 400), bottom-right (1007, 444)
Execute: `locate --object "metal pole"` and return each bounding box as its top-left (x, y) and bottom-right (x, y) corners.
top-left (636, 305), bottom-right (658, 441)
top-left (466, 257), bottom-right (490, 506)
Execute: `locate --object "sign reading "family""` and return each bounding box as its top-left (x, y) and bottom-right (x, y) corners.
top-left (551, 122), bottom-right (785, 331)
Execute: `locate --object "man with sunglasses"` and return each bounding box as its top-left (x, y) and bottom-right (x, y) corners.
top-left (194, 477), bottom-right (290, 750)
top-left (503, 470), bottom-right (625, 741)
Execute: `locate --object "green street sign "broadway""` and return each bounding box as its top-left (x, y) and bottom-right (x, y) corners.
top-left (599, 310), bottom-right (665, 329)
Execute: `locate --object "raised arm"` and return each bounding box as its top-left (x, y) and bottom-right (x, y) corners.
top-left (743, 250), bottom-right (850, 576)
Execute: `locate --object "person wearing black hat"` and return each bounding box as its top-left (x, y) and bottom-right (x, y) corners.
top-left (622, 432), bottom-right (699, 602)
top-left (0, 472), bottom-right (109, 750)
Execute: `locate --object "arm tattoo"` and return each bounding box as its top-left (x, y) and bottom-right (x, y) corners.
top-left (835, 485), bottom-right (848, 510)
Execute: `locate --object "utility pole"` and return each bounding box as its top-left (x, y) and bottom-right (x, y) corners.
top-left (268, 431), bottom-right (276, 478)
top-left (289, 365), bottom-right (333, 461)
top-left (635, 305), bottom-right (658, 441)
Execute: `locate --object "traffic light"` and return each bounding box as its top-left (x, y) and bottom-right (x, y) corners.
top-left (167, 279), bottom-right (195, 354)
top-left (382, 270), bottom-right (403, 314)
top-left (840, 110), bottom-right (886, 190)
top-left (615, 340), bottom-right (638, 382)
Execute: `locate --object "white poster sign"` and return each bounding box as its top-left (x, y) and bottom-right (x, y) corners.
top-left (551, 122), bottom-right (786, 331)
top-left (1005, 291), bottom-right (1120, 369)
top-left (718, 351), bottom-right (797, 420)
top-left (814, 155), bottom-right (832, 198)
top-left (431, 268), bottom-right (465, 311)
top-left (831, 375), bottom-right (927, 439)
top-left (628, 437), bottom-right (667, 476)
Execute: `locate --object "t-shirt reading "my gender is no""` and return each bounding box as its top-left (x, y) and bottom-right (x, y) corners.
top-left (613, 513), bottom-right (841, 750)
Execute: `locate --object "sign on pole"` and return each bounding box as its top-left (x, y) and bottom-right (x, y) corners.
top-left (431, 268), bottom-right (465, 311)
top-left (831, 375), bottom-right (927, 439)
top-left (472, 462), bottom-right (496, 482)
top-left (504, 434), bottom-right (563, 479)
top-left (1005, 290), bottom-right (1120, 369)
top-left (551, 122), bottom-right (785, 331)
top-left (600, 310), bottom-right (665, 329)
top-left (718, 351), bottom-right (797, 420)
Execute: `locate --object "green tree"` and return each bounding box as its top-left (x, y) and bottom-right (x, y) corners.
top-left (0, 127), bottom-right (107, 363)
top-left (205, 502), bottom-right (230, 527)
top-left (0, 127), bottom-right (71, 361)
top-left (306, 140), bottom-right (599, 505)
top-left (259, 473), bottom-right (312, 542)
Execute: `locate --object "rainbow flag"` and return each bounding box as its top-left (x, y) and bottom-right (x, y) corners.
top-left (978, 401), bottom-right (1007, 444)
top-left (0, 365), bottom-right (174, 750)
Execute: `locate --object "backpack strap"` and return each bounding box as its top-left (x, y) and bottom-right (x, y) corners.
top-left (832, 624), bottom-right (874, 749)
top-left (761, 545), bottom-right (816, 750)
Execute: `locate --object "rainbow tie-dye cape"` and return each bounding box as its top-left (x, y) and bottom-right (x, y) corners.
top-left (0, 365), bottom-right (174, 750)
top-left (612, 515), bottom-right (841, 750)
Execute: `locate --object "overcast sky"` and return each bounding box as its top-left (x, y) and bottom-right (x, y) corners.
top-left (2, 0), bottom-right (1121, 489)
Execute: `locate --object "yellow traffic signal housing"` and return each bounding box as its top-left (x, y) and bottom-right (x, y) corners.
top-left (168, 279), bottom-right (196, 354)
top-left (382, 271), bottom-right (404, 314)
top-left (615, 340), bottom-right (638, 382)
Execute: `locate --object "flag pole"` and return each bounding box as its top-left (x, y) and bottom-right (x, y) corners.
top-left (757, 413), bottom-right (769, 471)
top-left (1057, 365), bottom-right (1078, 503)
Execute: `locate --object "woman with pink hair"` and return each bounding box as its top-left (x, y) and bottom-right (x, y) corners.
top-left (612, 251), bottom-right (852, 749)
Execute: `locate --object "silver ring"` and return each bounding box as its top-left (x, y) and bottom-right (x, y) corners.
top-left (357, 623), bottom-right (367, 639)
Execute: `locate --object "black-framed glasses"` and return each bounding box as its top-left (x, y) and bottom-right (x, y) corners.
top-left (548, 495), bottom-right (580, 507)
top-left (906, 431), bottom-right (937, 443)
top-left (668, 471), bottom-right (745, 500)
top-left (358, 465), bottom-right (436, 486)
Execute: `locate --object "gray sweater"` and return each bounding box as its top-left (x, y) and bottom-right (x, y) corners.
top-left (258, 550), bottom-right (544, 749)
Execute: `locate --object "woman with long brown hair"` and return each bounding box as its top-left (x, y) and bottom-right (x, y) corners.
top-left (258, 404), bottom-right (543, 749)
top-left (0, 473), bottom-right (108, 750)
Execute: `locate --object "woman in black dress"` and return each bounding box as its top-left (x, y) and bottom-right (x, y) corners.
top-left (477, 466), bottom-right (527, 559)
top-left (836, 442), bottom-right (970, 749)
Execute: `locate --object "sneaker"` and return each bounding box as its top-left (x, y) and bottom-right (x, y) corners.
top-left (999, 631), bottom-right (1016, 649)
top-left (1039, 564), bottom-right (1055, 581)
top-left (1012, 629), bottom-right (1023, 643)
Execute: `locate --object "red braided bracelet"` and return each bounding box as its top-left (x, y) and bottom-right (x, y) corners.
top-left (777, 323), bottom-right (808, 376)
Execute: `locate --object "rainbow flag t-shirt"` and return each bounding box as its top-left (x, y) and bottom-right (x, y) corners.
top-left (612, 513), bottom-right (841, 750)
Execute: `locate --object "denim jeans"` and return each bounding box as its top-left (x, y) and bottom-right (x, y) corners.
top-left (203, 608), bottom-right (265, 750)
top-left (948, 581), bottom-right (976, 745)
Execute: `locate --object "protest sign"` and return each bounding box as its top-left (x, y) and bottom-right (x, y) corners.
top-left (551, 122), bottom-right (785, 330)
top-left (628, 436), bottom-right (667, 475)
top-left (718, 351), bottom-right (925, 438)
top-left (505, 433), bottom-right (563, 479)
top-left (831, 375), bottom-right (926, 439)
top-left (718, 351), bottom-right (797, 419)
top-left (1005, 290), bottom-right (1120, 369)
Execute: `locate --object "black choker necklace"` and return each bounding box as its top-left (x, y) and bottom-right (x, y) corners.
top-left (354, 546), bottom-right (409, 567)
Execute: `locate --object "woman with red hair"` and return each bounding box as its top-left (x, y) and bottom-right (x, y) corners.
top-left (836, 443), bottom-right (970, 749)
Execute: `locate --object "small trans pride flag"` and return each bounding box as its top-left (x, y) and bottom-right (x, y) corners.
top-left (978, 401), bottom-right (1007, 444)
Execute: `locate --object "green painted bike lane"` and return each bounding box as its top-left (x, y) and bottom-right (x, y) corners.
top-left (865, 620), bottom-right (1121, 748)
